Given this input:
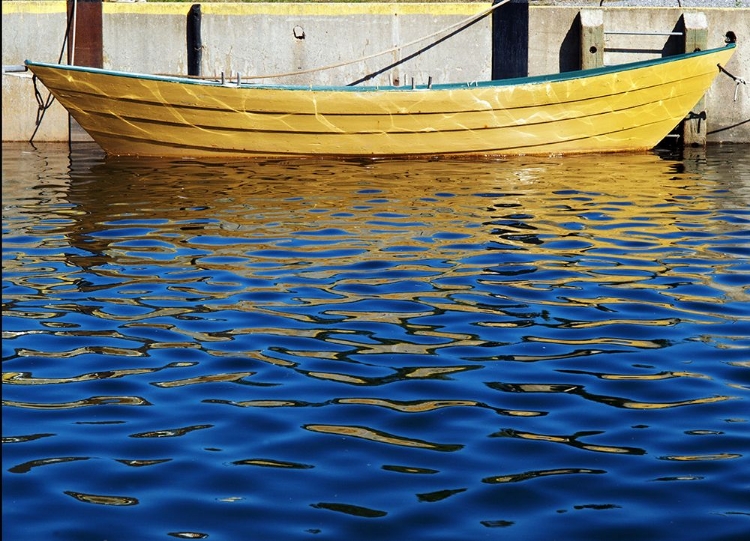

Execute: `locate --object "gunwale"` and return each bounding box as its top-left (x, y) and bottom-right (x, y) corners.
top-left (26, 44), bottom-right (735, 92)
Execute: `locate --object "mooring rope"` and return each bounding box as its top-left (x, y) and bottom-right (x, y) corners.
top-left (346, 2), bottom-right (500, 87)
top-left (29, 0), bottom-right (78, 143)
top-left (192, 0), bottom-right (510, 82)
top-left (718, 63), bottom-right (747, 102)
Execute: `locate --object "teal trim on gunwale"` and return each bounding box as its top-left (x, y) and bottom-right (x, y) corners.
top-left (25, 43), bottom-right (735, 91)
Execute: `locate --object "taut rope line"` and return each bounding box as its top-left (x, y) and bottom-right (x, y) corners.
top-left (192, 0), bottom-right (511, 82)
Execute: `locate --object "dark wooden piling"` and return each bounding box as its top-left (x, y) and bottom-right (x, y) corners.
top-left (66, 0), bottom-right (102, 142)
top-left (187, 4), bottom-right (203, 77)
top-left (67, 0), bottom-right (102, 68)
top-left (492, 0), bottom-right (529, 80)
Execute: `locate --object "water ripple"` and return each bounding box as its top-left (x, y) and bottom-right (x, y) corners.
top-left (3, 143), bottom-right (749, 541)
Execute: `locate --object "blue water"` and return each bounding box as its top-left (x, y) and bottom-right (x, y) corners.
top-left (3, 143), bottom-right (749, 541)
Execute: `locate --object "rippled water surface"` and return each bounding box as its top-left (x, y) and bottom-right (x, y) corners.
top-left (3, 142), bottom-right (749, 540)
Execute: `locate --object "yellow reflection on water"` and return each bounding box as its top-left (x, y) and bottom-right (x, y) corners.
top-left (336, 397), bottom-right (480, 412)
top-left (495, 428), bottom-right (644, 455)
top-left (152, 371), bottom-right (256, 387)
top-left (483, 467), bottom-right (605, 484)
top-left (3, 361), bottom-right (197, 385)
top-left (3, 396), bottom-right (150, 409)
top-left (659, 453), bottom-right (742, 461)
top-left (1, 149), bottom-right (733, 266)
top-left (64, 491), bottom-right (139, 506)
top-left (232, 458), bottom-right (314, 469)
top-left (3, 145), bottom-right (748, 344)
top-left (618, 395), bottom-right (734, 410)
top-left (304, 423), bottom-right (462, 451)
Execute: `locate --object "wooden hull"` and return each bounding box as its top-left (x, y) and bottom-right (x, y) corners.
top-left (26, 44), bottom-right (735, 158)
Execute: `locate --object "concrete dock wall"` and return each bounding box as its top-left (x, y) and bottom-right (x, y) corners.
top-left (3, 1), bottom-right (749, 144)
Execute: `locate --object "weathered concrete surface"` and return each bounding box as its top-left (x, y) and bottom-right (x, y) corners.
top-left (3, 2), bottom-right (748, 144)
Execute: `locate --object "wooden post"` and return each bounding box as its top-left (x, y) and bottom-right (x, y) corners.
top-left (492, 0), bottom-right (528, 80)
top-left (66, 0), bottom-right (102, 142)
top-left (66, 0), bottom-right (102, 68)
top-left (682, 12), bottom-right (709, 147)
top-left (187, 4), bottom-right (202, 77)
top-left (580, 9), bottom-right (604, 70)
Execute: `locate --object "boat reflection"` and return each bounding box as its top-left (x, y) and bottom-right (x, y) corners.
top-left (3, 142), bottom-right (747, 449)
top-left (3, 143), bottom-right (749, 540)
top-left (53, 146), bottom-right (732, 273)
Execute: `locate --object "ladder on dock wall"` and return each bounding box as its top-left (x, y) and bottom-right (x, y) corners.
top-left (580, 10), bottom-right (710, 148)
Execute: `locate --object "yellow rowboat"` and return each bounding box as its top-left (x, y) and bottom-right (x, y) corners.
top-left (25, 43), bottom-right (735, 159)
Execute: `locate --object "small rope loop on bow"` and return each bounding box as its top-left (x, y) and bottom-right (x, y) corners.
top-left (30, 74), bottom-right (56, 143)
top-left (718, 63), bottom-right (747, 102)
